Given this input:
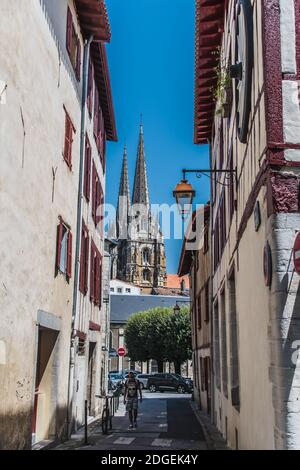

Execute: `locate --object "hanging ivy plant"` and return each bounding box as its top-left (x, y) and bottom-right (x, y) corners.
top-left (211, 47), bottom-right (233, 118)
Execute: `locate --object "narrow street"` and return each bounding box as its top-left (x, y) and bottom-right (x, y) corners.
top-left (55, 393), bottom-right (207, 451)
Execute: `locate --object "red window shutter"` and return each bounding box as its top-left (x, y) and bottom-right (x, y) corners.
top-left (56, 221), bottom-right (63, 270)
top-left (76, 39), bottom-right (81, 81)
top-left (94, 88), bottom-right (99, 139)
top-left (66, 231), bottom-right (72, 279)
top-left (92, 163), bottom-right (96, 222)
top-left (95, 180), bottom-right (100, 227)
top-left (66, 7), bottom-right (72, 54)
top-left (84, 137), bottom-right (91, 201)
top-left (79, 228), bottom-right (85, 294)
top-left (84, 235), bottom-right (89, 295)
top-left (87, 60), bottom-right (94, 116)
top-left (99, 255), bottom-right (102, 307)
top-left (90, 243), bottom-right (95, 302)
top-left (64, 113), bottom-right (73, 168)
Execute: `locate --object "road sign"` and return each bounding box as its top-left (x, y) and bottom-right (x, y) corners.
top-left (118, 347), bottom-right (126, 357)
top-left (293, 232), bottom-right (300, 275)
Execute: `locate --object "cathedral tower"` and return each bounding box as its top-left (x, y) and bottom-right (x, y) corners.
top-left (116, 124), bottom-right (167, 293)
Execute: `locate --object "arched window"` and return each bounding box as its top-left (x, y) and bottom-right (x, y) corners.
top-left (143, 269), bottom-right (151, 282)
top-left (143, 248), bottom-right (150, 264)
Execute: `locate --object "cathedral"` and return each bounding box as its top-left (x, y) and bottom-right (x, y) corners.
top-left (112, 124), bottom-right (167, 294)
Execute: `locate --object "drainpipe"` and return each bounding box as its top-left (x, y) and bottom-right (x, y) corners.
top-left (67, 35), bottom-right (93, 437)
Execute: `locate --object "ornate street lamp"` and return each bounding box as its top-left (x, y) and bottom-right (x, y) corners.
top-left (173, 177), bottom-right (195, 220)
top-left (173, 168), bottom-right (236, 219)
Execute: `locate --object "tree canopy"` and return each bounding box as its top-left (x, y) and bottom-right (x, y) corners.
top-left (124, 306), bottom-right (191, 373)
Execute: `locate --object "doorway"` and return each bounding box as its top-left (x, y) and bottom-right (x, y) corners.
top-left (32, 327), bottom-right (59, 444)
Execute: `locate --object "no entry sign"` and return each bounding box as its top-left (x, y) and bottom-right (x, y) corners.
top-left (118, 347), bottom-right (126, 357)
top-left (293, 232), bottom-right (300, 275)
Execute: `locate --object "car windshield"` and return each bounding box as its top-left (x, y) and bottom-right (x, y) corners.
top-left (110, 374), bottom-right (123, 380)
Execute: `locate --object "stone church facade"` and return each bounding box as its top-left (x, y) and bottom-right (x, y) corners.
top-left (114, 125), bottom-right (167, 294)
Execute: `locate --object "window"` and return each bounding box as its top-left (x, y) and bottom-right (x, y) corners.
top-left (143, 269), bottom-right (150, 282)
top-left (228, 147), bottom-right (235, 222)
top-left (66, 7), bottom-right (81, 81)
top-left (79, 221), bottom-right (89, 295)
top-left (221, 289), bottom-right (228, 398)
top-left (63, 108), bottom-right (75, 169)
top-left (90, 240), bottom-right (102, 307)
top-left (143, 248), bottom-right (150, 264)
top-left (87, 58), bottom-right (94, 117)
top-left (228, 269), bottom-right (240, 410)
top-left (110, 287), bottom-right (114, 292)
top-left (92, 163), bottom-right (104, 232)
top-left (84, 135), bottom-right (91, 201)
top-left (56, 218), bottom-right (72, 280)
top-left (197, 294), bottom-right (202, 330)
top-left (214, 302), bottom-right (221, 390)
top-left (93, 86), bottom-right (106, 169)
top-left (205, 281), bottom-right (210, 322)
top-left (126, 288), bottom-right (131, 293)
top-left (117, 288), bottom-right (122, 293)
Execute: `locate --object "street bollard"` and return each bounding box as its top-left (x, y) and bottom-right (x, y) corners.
top-left (84, 399), bottom-right (88, 445)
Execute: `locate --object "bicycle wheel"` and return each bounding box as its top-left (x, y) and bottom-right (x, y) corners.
top-left (102, 408), bottom-right (108, 435)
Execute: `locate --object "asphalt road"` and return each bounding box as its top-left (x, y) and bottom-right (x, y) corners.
top-left (79, 391), bottom-right (207, 451)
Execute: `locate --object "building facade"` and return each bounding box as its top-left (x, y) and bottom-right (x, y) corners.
top-left (178, 206), bottom-right (211, 414)
top-left (0, 0), bottom-right (116, 449)
top-left (194, 0), bottom-right (300, 449)
top-left (115, 126), bottom-right (167, 294)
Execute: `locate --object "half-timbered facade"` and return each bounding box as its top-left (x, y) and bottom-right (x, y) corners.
top-left (194, 0), bottom-right (300, 449)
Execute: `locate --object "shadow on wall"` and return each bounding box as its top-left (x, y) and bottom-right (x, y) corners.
top-left (0, 405), bottom-right (69, 450)
top-left (39, 0), bottom-right (81, 102)
top-left (271, 268), bottom-right (300, 448)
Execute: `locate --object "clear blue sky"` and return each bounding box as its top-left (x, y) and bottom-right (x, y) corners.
top-left (105, 0), bottom-right (210, 274)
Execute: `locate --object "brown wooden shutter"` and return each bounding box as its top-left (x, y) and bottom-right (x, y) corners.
top-left (95, 251), bottom-right (101, 306)
top-left (56, 221), bottom-right (63, 271)
top-left (90, 243), bottom-right (95, 302)
top-left (66, 231), bottom-right (72, 279)
top-left (94, 88), bottom-right (99, 138)
top-left (96, 180), bottom-right (100, 227)
top-left (99, 255), bottom-right (102, 307)
top-left (79, 227), bottom-right (85, 293)
top-left (66, 7), bottom-right (72, 54)
top-left (84, 235), bottom-right (89, 295)
top-left (92, 163), bottom-right (96, 222)
top-left (76, 39), bottom-right (81, 81)
top-left (87, 60), bottom-right (94, 116)
top-left (64, 113), bottom-right (73, 168)
top-left (84, 137), bottom-right (91, 201)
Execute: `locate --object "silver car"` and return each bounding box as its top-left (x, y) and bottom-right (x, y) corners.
top-left (136, 373), bottom-right (152, 389)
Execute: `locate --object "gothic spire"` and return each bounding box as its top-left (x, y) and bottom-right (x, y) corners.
top-left (117, 145), bottom-right (130, 238)
top-left (132, 124), bottom-right (150, 207)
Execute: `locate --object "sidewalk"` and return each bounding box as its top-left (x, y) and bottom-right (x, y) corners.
top-left (190, 401), bottom-right (229, 450)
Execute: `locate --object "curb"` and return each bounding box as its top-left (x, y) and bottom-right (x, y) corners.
top-left (190, 401), bottom-right (229, 450)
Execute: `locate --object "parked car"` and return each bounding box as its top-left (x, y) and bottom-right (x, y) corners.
top-left (147, 373), bottom-right (193, 394)
top-left (109, 373), bottom-right (124, 388)
top-left (136, 373), bottom-right (152, 389)
top-left (173, 373), bottom-right (194, 389)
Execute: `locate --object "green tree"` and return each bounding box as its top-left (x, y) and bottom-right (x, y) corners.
top-left (125, 312), bottom-right (150, 363)
top-left (165, 307), bottom-right (192, 374)
top-left (124, 306), bottom-right (192, 374)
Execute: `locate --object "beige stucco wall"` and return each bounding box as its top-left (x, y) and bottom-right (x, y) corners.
top-left (0, 0), bottom-right (109, 447)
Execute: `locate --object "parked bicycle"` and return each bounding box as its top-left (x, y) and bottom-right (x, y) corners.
top-left (96, 389), bottom-right (121, 435)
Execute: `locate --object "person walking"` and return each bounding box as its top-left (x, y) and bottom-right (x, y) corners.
top-left (124, 372), bottom-right (142, 430)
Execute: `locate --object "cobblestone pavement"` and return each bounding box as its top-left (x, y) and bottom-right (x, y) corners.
top-left (54, 392), bottom-right (208, 451)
